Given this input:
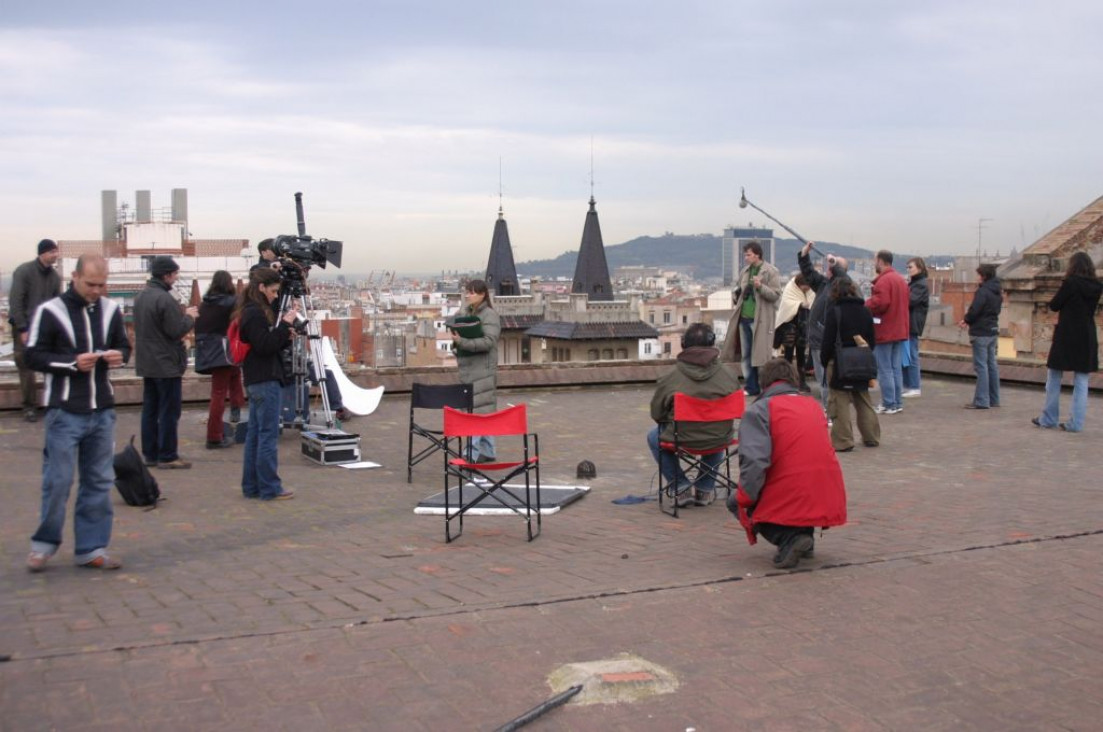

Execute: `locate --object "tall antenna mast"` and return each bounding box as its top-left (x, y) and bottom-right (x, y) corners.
top-left (589, 135), bottom-right (595, 200)
top-left (498, 156), bottom-right (503, 217)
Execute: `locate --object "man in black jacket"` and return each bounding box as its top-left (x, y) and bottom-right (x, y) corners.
top-left (24, 254), bottom-right (131, 572)
top-left (8, 239), bottom-right (62, 422)
top-left (797, 241), bottom-right (848, 410)
top-left (132, 255), bottom-right (198, 468)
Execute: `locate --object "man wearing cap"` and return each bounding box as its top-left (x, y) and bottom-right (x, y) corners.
top-left (133, 255), bottom-right (199, 469)
top-left (8, 239), bottom-right (63, 422)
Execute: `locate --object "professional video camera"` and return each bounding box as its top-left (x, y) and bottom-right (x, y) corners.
top-left (271, 192), bottom-right (343, 297)
top-left (272, 233), bottom-right (343, 270)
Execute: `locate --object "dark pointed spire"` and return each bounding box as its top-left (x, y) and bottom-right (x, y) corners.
top-left (485, 205), bottom-right (519, 296)
top-left (571, 196), bottom-right (613, 301)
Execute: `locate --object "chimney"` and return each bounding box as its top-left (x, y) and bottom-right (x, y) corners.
top-left (136, 190), bottom-right (152, 222)
top-left (101, 190), bottom-right (118, 242)
top-left (171, 188), bottom-right (188, 226)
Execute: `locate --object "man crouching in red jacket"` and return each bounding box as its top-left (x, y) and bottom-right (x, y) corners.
top-left (727, 358), bottom-right (847, 569)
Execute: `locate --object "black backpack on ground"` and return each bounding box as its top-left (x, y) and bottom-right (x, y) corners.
top-left (113, 435), bottom-right (162, 509)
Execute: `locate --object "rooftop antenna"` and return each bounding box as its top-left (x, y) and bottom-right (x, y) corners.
top-left (977, 218), bottom-right (992, 259)
top-left (589, 135), bottom-right (595, 201)
top-left (498, 156), bottom-right (504, 218)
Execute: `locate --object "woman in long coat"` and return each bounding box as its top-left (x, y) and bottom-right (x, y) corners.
top-left (821, 277), bottom-right (880, 452)
top-left (1033, 252), bottom-right (1102, 432)
top-left (452, 279), bottom-right (501, 460)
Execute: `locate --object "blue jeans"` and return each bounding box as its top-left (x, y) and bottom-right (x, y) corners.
top-left (740, 318), bottom-right (759, 394)
top-left (1040, 369), bottom-right (1089, 431)
top-left (468, 435), bottom-right (497, 461)
top-left (647, 426), bottom-right (724, 492)
top-left (873, 340), bottom-right (904, 409)
top-left (141, 377), bottom-right (183, 462)
top-left (243, 381), bottom-right (284, 499)
top-left (902, 336), bottom-right (921, 390)
top-left (971, 335), bottom-right (1000, 408)
top-left (811, 353), bottom-right (829, 410)
top-left (31, 408), bottom-right (116, 563)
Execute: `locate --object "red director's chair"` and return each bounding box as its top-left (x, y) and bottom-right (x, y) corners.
top-left (658, 390), bottom-right (745, 518)
top-left (441, 403), bottom-right (541, 543)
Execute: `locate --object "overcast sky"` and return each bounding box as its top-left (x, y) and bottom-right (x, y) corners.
top-left (3, 0), bottom-right (1101, 276)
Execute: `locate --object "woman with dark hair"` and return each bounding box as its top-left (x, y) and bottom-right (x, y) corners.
top-left (902, 257), bottom-right (929, 398)
top-left (237, 267), bottom-right (300, 500)
top-left (194, 270), bottom-right (245, 448)
top-left (821, 277), bottom-right (880, 452)
top-left (451, 279), bottom-right (501, 461)
top-left (960, 263), bottom-right (1002, 409)
top-left (1033, 252), bottom-right (1102, 432)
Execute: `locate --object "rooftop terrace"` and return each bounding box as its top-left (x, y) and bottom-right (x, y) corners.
top-left (1, 376), bottom-right (1101, 729)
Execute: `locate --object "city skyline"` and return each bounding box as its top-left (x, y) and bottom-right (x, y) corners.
top-left (2, 1), bottom-right (1101, 276)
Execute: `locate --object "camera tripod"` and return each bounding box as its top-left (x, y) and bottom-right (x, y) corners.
top-left (277, 284), bottom-right (336, 431)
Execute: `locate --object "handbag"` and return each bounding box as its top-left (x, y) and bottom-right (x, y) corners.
top-left (194, 332), bottom-right (232, 374)
top-left (834, 308), bottom-right (877, 382)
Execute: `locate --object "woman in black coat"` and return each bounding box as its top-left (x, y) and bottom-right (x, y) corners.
top-left (1033, 252), bottom-right (1102, 432)
top-left (821, 277), bottom-right (880, 452)
top-left (902, 258), bottom-right (929, 397)
top-left (195, 270), bottom-right (245, 448)
top-left (237, 267), bottom-right (299, 500)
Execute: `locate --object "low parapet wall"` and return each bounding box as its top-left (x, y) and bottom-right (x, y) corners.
top-left (2, 354), bottom-right (1099, 411)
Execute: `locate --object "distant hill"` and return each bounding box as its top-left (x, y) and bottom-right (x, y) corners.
top-left (518, 234), bottom-right (881, 279)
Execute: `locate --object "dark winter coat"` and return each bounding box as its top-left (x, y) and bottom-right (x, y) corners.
top-left (963, 278), bottom-right (1002, 337)
top-left (650, 346), bottom-right (741, 448)
top-left (908, 273), bottom-right (930, 337)
top-left (821, 296), bottom-right (877, 391)
top-left (132, 278), bottom-right (195, 378)
top-left (8, 258), bottom-right (62, 332)
top-left (24, 287), bottom-right (131, 413)
top-left (195, 293), bottom-right (237, 337)
top-left (239, 300), bottom-right (292, 387)
top-left (797, 250), bottom-right (847, 350)
top-left (1046, 275), bottom-right (1103, 373)
top-left (453, 301), bottom-right (501, 413)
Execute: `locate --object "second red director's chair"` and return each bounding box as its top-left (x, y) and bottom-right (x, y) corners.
top-left (441, 403), bottom-right (541, 543)
top-left (658, 390), bottom-right (745, 518)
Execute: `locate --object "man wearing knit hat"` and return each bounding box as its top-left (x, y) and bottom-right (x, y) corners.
top-left (8, 239), bottom-right (63, 422)
top-left (133, 255), bottom-right (199, 469)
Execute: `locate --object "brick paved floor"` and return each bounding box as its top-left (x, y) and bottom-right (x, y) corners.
top-left (1, 377), bottom-right (1101, 730)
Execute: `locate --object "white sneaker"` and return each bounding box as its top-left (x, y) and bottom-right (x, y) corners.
top-left (874, 404), bottom-right (889, 414)
top-left (886, 406), bottom-right (903, 415)
top-left (901, 389), bottom-right (921, 398)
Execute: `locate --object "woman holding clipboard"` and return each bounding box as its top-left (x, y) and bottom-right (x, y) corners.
top-left (450, 279), bottom-right (501, 461)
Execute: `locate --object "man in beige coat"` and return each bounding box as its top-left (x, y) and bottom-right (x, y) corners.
top-left (721, 241), bottom-right (781, 395)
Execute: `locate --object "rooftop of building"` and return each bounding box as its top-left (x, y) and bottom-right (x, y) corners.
top-left (1, 374), bottom-right (1101, 728)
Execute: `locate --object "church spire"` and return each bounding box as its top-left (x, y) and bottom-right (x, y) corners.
top-left (571, 195), bottom-right (613, 301)
top-left (484, 163), bottom-right (518, 296)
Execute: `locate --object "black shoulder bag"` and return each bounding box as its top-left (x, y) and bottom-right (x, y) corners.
top-left (834, 307), bottom-right (877, 382)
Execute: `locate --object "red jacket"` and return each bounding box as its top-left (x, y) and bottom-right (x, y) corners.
top-left (865, 269), bottom-right (909, 343)
top-left (733, 382), bottom-right (847, 544)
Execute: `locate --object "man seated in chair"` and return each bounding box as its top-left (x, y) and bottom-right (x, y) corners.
top-left (727, 358), bottom-right (847, 569)
top-left (647, 323), bottom-right (741, 508)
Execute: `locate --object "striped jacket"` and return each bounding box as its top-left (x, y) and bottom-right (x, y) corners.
top-left (24, 287), bottom-right (131, 413)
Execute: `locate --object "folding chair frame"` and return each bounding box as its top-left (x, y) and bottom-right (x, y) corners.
top-left (441, 404), bottom-right (541, 543)
top-left (658, 390), bottom-right (744, 518)
top-left (407, 382), bottom-right (474, 483)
